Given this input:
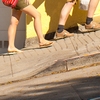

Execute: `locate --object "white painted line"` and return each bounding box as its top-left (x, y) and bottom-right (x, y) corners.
top-left (89, 97), bottom-right (100, 100)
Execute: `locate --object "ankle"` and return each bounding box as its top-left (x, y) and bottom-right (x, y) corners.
top-left (86, 17), bottom-right (93, 25)
top-left (57, 25), bottom-right (64, 33)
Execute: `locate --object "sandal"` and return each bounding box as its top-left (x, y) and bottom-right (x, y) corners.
top-left (39, 41), bottom-right (53, 48)
top-left (8, 50), bottom-right (23, 55)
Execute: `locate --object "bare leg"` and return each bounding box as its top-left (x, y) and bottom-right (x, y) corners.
top-left (59, 1), bottom-right (75, 25)
top-left (85, 0), bottom-right (100, 29)
top-left (8, 9), bottom-right (22, 52)
top-left (55, 1), bottom-right (75, 39)
top-left (87, 0), bottom-right (100, 18)
top-left (22, 5), bottom-right (53, 46)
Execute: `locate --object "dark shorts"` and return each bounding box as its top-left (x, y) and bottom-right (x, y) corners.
top-left (14, 0), bottom-right (29, 10)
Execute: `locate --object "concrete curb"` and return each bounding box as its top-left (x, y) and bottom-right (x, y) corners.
top-left (35, 52), bottom-right (100, 78)
top-left (0, 52), bottom-right (100, 85)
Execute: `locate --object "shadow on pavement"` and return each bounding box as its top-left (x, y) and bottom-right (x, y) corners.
top-left (1, 76), bottom-right (100, 100)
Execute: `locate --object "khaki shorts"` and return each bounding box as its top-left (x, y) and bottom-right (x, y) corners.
top-left (14, 0), bottom-right (29, 10)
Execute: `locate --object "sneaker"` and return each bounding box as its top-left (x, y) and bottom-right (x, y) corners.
top-left (85, 21), bottom-right (100, 30)
top-left (55, 30), bottom-right (74, 39)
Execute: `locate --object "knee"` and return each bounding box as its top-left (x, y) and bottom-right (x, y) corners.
top-left (34, 11), bottom-right (41, 19)
top-left (10, 19), bottom-right (19, 26)
top-left (67, 0), bottom-right (77, 2)
top-left (71, 1), bottom-right (76, 6)
top-left (67, 0), bottom-right (77, 5)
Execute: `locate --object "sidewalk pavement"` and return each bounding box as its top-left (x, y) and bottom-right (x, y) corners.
top-left (0, 62), bottom-right (100, 100)
top-left (0, 29), bottom-right (100, 85)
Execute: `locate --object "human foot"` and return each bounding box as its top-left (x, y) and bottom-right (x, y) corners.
top-left (55, 30), bottom-right (74, 39)
top-left (39, 40), bottom-right (53, 48)
top-left (8, 48), bottom-right (23, 54)
top-left (85, 21), bottom-right (100, 30)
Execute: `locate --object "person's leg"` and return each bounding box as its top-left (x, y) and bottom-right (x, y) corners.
top-left (85, 0), bottom-right (100, 29)
top-left (87, 0), bottom-right (99, 18)
top-left (22, 5), bottom-right (53, 47)
top-left (8, 9), bottom-right (22, 52)
top-left (57, 2), bottom-right (74, 33)
top-left (59, 2), bottom-right (75, 26)
top-left (55, 1), bottom-right (75, 39)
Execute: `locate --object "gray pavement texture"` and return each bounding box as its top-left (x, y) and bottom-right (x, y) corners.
top-left (0, 64), bottom-right (100, 100)
top-left (1, 30), bottom-right (100, 84)
top-left (0, 29), bottom-right (100, 100)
